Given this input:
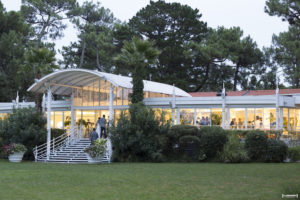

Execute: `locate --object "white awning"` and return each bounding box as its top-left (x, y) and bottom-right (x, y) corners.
top-left (27, 69), bottom-right (191, 97)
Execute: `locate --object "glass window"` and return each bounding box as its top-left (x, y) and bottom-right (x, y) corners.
top-left (64, 111), bottom-right (71, 129)
top-left (162, 109), bottom-right (173, 124)
top-left (296, 109), bottom-right (300, 131)
top-left (54, 112), bottom-right (63, 129)
top-left (180, 109), bottom-right (194, 125)
top-left (153, 108), bottom-right (163, 122)
top-left (82, 110), bottom-right (96, 138)
top-left (230, 108), bottom-right (245, 129)
top-left (211, 108), bottom-right (222, 126)
top-left (289, 109), bottom-right (295, 131)
top-left (82, 88), bottom-right (89, 107)
top-left (50, 112), bottom-right (55, 128)
top-left (283, 108), bottom-right (288, 131)
top-left (115, 87), bottom-right (123, 106)
top-left (247, 108), bottom-right (255, 129)
top-left (263, 108), bottom-right (276, 130)
top-left (255, 108), bottom-right (263, 129)
top-left (93, 81), bottom-right (99, 107)
top-left (196, 109), bottom-right (210, 126)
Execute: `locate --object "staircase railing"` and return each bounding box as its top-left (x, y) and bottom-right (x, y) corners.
top-left (33, 126), bottom-right (79, 162)
top-left (106, 137), bottom-right (112, 163)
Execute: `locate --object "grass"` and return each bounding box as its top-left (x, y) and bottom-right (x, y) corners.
top-left (0, 160), bottom-right (299, 200)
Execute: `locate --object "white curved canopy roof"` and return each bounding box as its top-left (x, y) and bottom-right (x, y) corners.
top-left (27, 69), bottom-right (191, 97)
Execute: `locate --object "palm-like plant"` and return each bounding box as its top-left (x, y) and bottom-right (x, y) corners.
top-left (115, 36), bottom-right (160, 103)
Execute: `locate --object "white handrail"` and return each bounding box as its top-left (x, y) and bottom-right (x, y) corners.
top-left (33, 127), bottom-right (79, 161)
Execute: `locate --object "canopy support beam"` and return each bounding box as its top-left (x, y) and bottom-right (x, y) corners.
top-left (46, 87), bottom-right (52, 161)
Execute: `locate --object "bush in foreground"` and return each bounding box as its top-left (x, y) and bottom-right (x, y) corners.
top-left (264, 139), bottom-right (288, 162)
top-left (111, 103), bottom-right (169, 162)
top-left (221, 134), bottom-right (249, 163)
top-left (245, 131), bottom-right (268, 161)
top-left (287, 146), bottom-right (300, 162)
top-left (0, 108), bottom-right (46, 160)
top-left (199, 126), bottom-right (227, 160)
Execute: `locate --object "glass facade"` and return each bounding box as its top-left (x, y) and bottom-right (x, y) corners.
top-left (196, 109), bottom-right (211, 126)
top-left (230, 108), bottom-right (245, 129)
top-left (180, 109), bottom-right (194, 125)
top-left (72, 78), bottom-right (173, 107)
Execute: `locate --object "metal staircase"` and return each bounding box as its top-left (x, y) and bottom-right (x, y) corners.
top-left (34, 127), bottom-right (111, 164)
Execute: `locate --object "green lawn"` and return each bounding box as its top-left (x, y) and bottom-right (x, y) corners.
top-left (0, 160), bottom-right (299, 200)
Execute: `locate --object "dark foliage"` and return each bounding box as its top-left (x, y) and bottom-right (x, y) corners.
top-left (0, 108), bottom-right (47, 160)
top-left (245, 131), bottom-right (268, 161)
top-left (264, 139), bottom-right (288, 162)
top-left (111, 103), bottom-right (169, 162)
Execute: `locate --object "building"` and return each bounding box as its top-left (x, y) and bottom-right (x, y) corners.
top-left (0, 69), bottom-right (300, 160)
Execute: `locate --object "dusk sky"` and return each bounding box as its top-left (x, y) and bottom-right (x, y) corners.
top-left (2, 0), bottom-right (289, 58)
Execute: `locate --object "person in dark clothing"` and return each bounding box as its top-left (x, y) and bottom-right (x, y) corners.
top-left (90, 128), bottom-right (98, 145)
top-left (97, 115), bottom-right (107, 138)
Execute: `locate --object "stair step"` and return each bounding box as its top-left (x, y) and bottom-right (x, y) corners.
top-left (37, 138), bottom-right (110, 164)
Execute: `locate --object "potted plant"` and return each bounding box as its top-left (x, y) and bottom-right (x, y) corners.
top-left (2, 143), bottom-right (27, 162)
top-left (84, 139), bottom-right (107, 163)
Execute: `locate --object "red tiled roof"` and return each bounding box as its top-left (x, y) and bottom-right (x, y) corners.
top-left (189, 89), bottom-right (300, 97)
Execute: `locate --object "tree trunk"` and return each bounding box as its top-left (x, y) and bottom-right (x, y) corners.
top-left (194, 64), bottom-right (210, 92)
top-left (96, 48), bottom-right (104, 71)
top-left (233, 66), bottom-right (240, 91)
top-left (79, 41), bottom-right (86, 68)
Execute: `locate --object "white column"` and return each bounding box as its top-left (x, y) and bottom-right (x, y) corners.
top-left (276, 87), bottom-right (279, 130)
top-left (109, 85), bottom-right (114, 128)
top-left (172, 84), bottom-right (176, 126)
top-left (46, 88), bottom-right (52, 160)
top-left (177, 108), bottom-right (180, 125)
top-left (221, 85), bottom-right (226, 129)
top-left (280, 107), bottom-right (284, 130)
top-left (70, 93), bottom-right (75, 141)
top-left (288, 108), bottom-right (290, 131)
top-left (245, 108), bottom-right (248, 130)
top-left (194, 108), bottom-right (197, 126)
top-left (227, 108), bottom-right (230, 129)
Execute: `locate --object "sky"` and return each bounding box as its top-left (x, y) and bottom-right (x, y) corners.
top-left (2, 0), bottom-right (289, 57)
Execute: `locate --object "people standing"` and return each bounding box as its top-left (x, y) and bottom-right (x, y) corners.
top-left (97, 115), bottom-right (107, 138)
top-left (90, 128), bottom-right (98, 145)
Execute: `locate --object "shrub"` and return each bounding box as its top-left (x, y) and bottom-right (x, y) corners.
top-left (198, 126), bottom-right (227, 160)
top-left (51, 128), bottom-right (66, 139)
top-left (0, 108), bottom-right (47, 160)
top-left (2, 143), bottom-right (27, 156)
top-left (225, 130), bottom-right (249, 138)
top-left (84, 139), bottom-right (106, 158)
top-left (165, 125), bottom-right (199, 159)
top-left (221, 134), bottom-right (249, 163)
top-left (264, 139), bottom-right (288, 162)
top-left (178, 135), bottom-right (202, 161)
top-left (287, 146), bottom-right (300, 162)
top-left (111, 103), bottom-right (168, 162)
top-left (245, 130), bottom-right (268, 161)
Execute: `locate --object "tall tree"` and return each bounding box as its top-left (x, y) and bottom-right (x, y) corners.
top-left (186, 27), bottom-right (264, 91)
top-left (115, 37), bottom-right (160, 103)
top-left (270, 26), bottom-right (300, 88)
top-left (129, 0), bottom-right (208, 91)
top-left (66, 1), bottom-right (115, 69)
top-left (265, 0), bottom-right (300, 26)
top-left (21, 0), bottom-right (77, 48)
top-left (0, 2), bottom-right (30, 101)
top-left (231, 35), bottom-right (264, 91)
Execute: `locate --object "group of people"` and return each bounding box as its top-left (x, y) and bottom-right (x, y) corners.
top-left (196, 116), bottom-right (210, 126)
top-left (230, 116), bottom-right (263, 129)
top-left (90, 115), bottom-right (107, 144)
